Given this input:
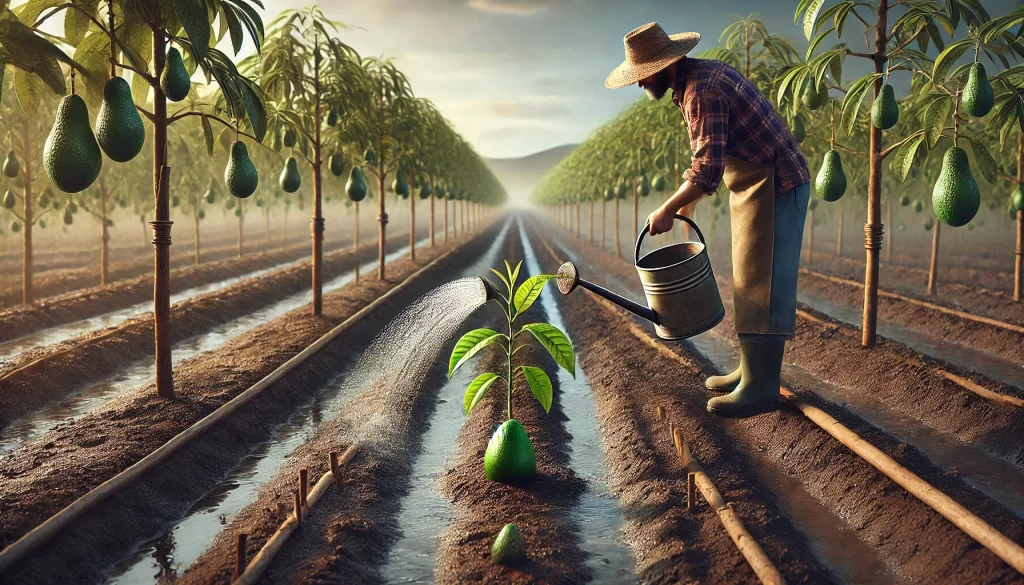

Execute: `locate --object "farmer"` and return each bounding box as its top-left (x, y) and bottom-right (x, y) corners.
top-left (606, 23), bottom-right (810, 416)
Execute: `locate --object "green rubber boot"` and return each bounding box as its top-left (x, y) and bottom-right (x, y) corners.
top-left (707, 339), bottom-right (784, 415)
top-left (705, 361), bottom-right (742, 393)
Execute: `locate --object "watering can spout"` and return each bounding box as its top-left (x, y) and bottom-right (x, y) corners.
top-left (479, 277), bottom-right (502, 303)
top-left (556, 261), bottom-right (659, 324)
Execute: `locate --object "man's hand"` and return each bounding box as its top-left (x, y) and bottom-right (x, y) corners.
top-left (646, 205), bottom-right (676, 236)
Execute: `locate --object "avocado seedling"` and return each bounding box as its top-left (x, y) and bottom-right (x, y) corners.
top-left (448, 259), bottom-right (575, 483)
top-left (491, 523), bottom-right (527, 565)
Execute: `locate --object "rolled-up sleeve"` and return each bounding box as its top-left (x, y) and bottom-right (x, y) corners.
top-left (681, 89), bottom-right (729, 194)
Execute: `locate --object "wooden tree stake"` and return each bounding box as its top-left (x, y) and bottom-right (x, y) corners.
top-left (656, 406), bottom-right (665, 421)
top-left (687, 472), bottom-right (696, 512)
top-left (233, 533), bottom-right (247, 581)
top-left (293, 490), bottom-right (302, 525)
top-left (299, 470), bottom-right (309, 508)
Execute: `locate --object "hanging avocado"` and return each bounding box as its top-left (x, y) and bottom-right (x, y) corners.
top-left (899, 194), bottom-right (910, 207)
top-left (234, 207), bottom-right (242, 217)
top-left (3, 150), bottom-right (19, 178)
top-left (280, 156), bottom-right (302, 193)
top-left (924, 216), bottom-right (934, 231)
top-left (204, 180), bottom-right (217, 204)
top-left (815, 150), bottom-right (847, 202)
top-left (652, 174), bottom-right (666, 192)
top-left (932, 146), bottom-right (980, 227)
top-left (282, 127), bottom-right (297, 148)
top-left (2, 189), bottom-right (14, 209)
top-left (225, 141), bottom-right (259, 198)
top-left (913, 199), bottom-right (924, 213)
top-left (802, 78), bottom-right (822, 110)
top-left (616, 181), bottom-right (628, 199)
top-left (791, 116), bottom-right (806, 143)
top-left (198, 209), bottom-right (206, 219)
top-left (638, 174), bottom-right (650, 197)
top-left (603, 187), bottom-right (613, 201)
top-left (326, 108), bottom-right (339, 127)
top-left (962, 63), bottom-right (994, 118)
top-left (272, 129), bottom-right (283, 152)
top-left (38, 219), bottom-right (46, 229)
top-left (44, 94), bottom-right (103, 193)
top-left (419, 182), bottom-right (432, 199)
top-left (346, 165), bottom-right (367, 202)
top-left (1012, 184), bottom-right (1023, 212)
top-left (38, 190), bottom-right (50, 209)
top-left (161, 47), bottom-right (190, 102)
top-left (63, 206), bottom-right (73, 225)
top-left (171, 195), bottom-right (180, 207)
top-left (871, 84), bottom-right (899, 130)
top-left (392, 168), bottom-right (409, 199)
top-left (67, 200), bottom-right (77, 213)
top-left (364, 148), bottom-right (377, 166)
top-left (226, 197), bottom-right (236, 209)
top-left (11, 220), bottom-right (20, 232)
top-left (96, 77), bottom-right (145, 162)
top-left (328, 152), bottom-right (345, 177)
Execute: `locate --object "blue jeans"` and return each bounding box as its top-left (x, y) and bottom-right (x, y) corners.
top-left (739, 182), bottom-right (810, 343)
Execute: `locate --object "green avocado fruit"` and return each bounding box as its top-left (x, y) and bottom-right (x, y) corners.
top-left (280, 156), bottom-right (302, 193)
top-left (67, 200), bottom-right (77, 213)
top-left (328, 152), bottom-right (345, 177)
top-left (392, 168), bottom-right (409, 199)
top-left (616, 181), bottom-right (628, 199)
top-left (932, 146), bottom-right (980, 227)
top-left (815, 150), bottom-right (847, 202)
top-left (871, 84), bottom-right (899, 130)
top-left (172, 195), bottom-right (180, 208)
top-left (3, 189), bottom-right (14, 209)
top-left (603, 187), bottom-right (613, 201)
top-left (11, 220), bottom-right (20, 232)
top-left (225, 141), bottom-right (259, 199)
top-left (484, 419), bottom-right (536, 483)
top-left (1012, 184), bottom-right (1023, 212)
top-left (364, 148), bottom-right (377, 166)
top-left (283, 127), bottom-right (297, 148)
top-left (3, 150), bottom-right (18, 178)
top-left (96, 77), bottom-right (145, 162)
top-left (63, 207), bottom-right (73, 225)
top-left (802, 78), bottom-right (822, 110)
top-left (652, 174), bottom-right (667, 192)
top-left (38, 219), bottom-right (46, 229)
top-left (491, 523), bottom-right (527, 565)
top-left (791, 116), bottom-right (806, 143)
top-left (899, 194), bottom-right (910, 207)
top-left (44, 94), bottom-right (102, 193)
top-left (638, 174), bottom-right (650, 197)
top-left (326, 108), bottom-right (339, 127)
top-left (924, 216), bottom-right (934, 231)
top-left (346, 165), bottom-right (367, 202)
top-left (962, 63), bottom-right (994, 118)
top-left (913, 199), bottom-right (924, 213)
top-left (161, 47), bottom-right (190, 102)
top-left (419, 182), bottom-right (432, 199)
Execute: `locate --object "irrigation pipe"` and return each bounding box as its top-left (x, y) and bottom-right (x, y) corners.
top-left (232, 444), bottom-right (359, 585)
top-left (537, 230), bottom-right (1024, 576)
top-left (671, 428), bottom-right (787, 585)
top-left (0, 226), bottom-right (482, 576)
top-left (799, 268), bottom-right (1024, 335)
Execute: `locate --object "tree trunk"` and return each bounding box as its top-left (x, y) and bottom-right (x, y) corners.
top-left (20, 120), bottom-right (33, 305)
top-left (193, 211), bottom-right (200, 266)
top-left (927, 219), bottom-right (940, 294)
top-left (836, 203), bottom-right (843, 257)
top-left (152, 29), bottom-right (173, 399)
top-left (1015, 131), bottom-right (1022, 302)
top-left (576, 199), bottom-right (581, 238)
top-left (376, 165), bottom-right (387, 280)
top-left (354, 200), bottom-right (360, 282)
top-left (237, 204), bottom-right (244, 258)
top-left (614, 197), bottom-right (621, 258)
top-left (430, 186), bottom-right (436, 248)
top-left (860, 0), bottom-right (888, 347)
top-left (444, 197), bottom-right (449, 242)
top-left (101, 206), bottom-right (110, 286)
top-left (264, 208), bottom-right (270, 248)
top-left (409, 190), bottom-right (415, 261)
top-left (141, 213), bottom-right (147, 247)
top-left (589, 199), bottom-right (594, 244)
top-left (885, 197), bottom-right (892, 264)
top-left (311, 52), bottom-right (325, 313)
top-left (601, 199), bottom-right (606, 250)
top-left (632, 180), bottom-right (639, 238)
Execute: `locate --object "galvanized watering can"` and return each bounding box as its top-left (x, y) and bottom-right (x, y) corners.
top-left (557, 214), bottom-right (725, 340)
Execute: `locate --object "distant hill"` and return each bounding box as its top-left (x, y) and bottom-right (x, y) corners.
top-left (484, 144), bottom-right (577, 203)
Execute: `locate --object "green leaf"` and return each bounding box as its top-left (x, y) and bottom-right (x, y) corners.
top-left (967, 137), bottom-right (998, 185)
top-left (923, 95), bottom-right (952, 148)
top-left (520, 323), bottom-right (575, 377)
top-left (173, 0), bottom-right (211, 60)
top-left (521, 366), bottom-right (553, 414)
top-left (201, 114), bottom-right (214, 156)
top-left (489, 268), bottom-right (510, 290)
top-left (464, 372), bottom-right (500, 415)
top-left (513, 274), bottom-right (556, 317)
top-left (510, 261), bottom-right (522, 288)
top-left (932, 38), bottom-right (973, 82)
top-left (14, 67), bottom-right (40, 117)
top-left (63, 5), bottom-right (89, 46)
top-left (840, 73), bottom-right (879, 137)
top-left (131, 70), bottom-right (150, 104)
top-left (449, 328), bottom-right (505, 377)
top-left (892, 132), bottom-right (926, 183)
top-left (803, 0), bottom-right (830, 40)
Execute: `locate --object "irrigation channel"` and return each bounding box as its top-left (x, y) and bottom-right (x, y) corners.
top-left (97, 221), bottom-right (512, 584)
top-left (0, 232), bottom-right (437, 456)
top-left (531, 216), bottom-right (1024, 582)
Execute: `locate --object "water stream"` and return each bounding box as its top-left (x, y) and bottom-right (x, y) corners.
top-left (104, 221), bottom-right (511, 585)
top-left (0, 235), bottom-right (436, 456)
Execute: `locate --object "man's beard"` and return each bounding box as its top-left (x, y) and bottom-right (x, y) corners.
top-left (644, 68), bottom-right (672, 101)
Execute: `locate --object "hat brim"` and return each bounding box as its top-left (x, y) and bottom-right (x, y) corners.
top-left (605, 32), bottom-right (700, 89)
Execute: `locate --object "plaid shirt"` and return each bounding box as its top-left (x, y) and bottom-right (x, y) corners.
top-left (672, 58), bottom-right (809, 196)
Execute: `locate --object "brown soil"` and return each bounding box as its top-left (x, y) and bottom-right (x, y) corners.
top-left (0, 232), bottom-right (415, 431)
top-left (541, 224), bottom-right (1024, 471)
top-left (0, 222), bottom-right (497, 584)
top-left (529, 217), bottom-right (1024, 584)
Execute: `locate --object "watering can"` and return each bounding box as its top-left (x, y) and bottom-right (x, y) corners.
top-left (556, 214), bottom-right (725, 340)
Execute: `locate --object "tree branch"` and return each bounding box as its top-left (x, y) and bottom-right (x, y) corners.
top-left (33, 3), bottom-right (105, 33)
top-left (879, 132), bottom-right (921, 159)
top-left (137, 106), bottom-right (155, 122)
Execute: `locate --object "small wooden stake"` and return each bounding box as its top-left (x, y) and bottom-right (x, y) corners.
top-left (673, 428), bottom-right (692, 467)
top-left (329, 452), bottom-right (340, 482)
top-left (687, 472), bottom-right (696, 512)
top-left (293, 490), bottom-right (302, 525)
top-left (656, 406), bottom-right (665, 421)
top-left (233, 533), bottom-right (247, 580)
top-left (299, 470), bottom-right (309, 508)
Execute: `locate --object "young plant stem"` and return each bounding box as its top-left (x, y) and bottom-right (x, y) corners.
top-left (506, 298), bottom-right (514, 421)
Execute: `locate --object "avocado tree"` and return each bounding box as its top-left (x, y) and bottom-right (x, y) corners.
top-left (244, 7), bottom-right (364, 315)
top-left (988, 57), bottom-right (1024, 301)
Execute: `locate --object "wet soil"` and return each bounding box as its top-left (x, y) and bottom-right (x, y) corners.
top-left (0, 224), bottom-right (494, 584)
top-left (535, 217), bottom-right (1024, 584)
top-left (0, 234), bottom-right (415, 431)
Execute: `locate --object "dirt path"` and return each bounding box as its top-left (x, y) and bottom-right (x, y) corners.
top-left (529, 217), bottom-right (1024, 584)
top-left (0, 222), bottom-right (497, 584)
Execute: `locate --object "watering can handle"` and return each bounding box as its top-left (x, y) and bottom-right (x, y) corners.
top-left (635, 214), bottom-right (707, 265)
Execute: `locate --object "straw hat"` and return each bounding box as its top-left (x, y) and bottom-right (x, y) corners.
top-left (606, 23), bottom-right (700, 89)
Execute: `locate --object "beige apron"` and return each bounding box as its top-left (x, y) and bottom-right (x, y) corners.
top-left (722, 155), bottom-right (776, 335)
